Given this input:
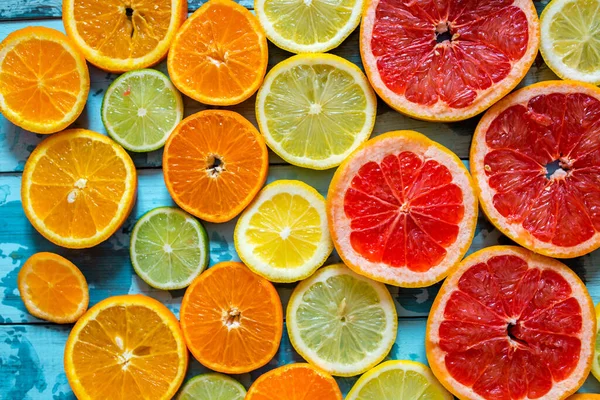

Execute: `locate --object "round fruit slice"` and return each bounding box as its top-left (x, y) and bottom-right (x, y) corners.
top-left (62, 0), bottom-right (186, 72)
top-left (234, 180), bottom-right (333, 283)
top-left (287, 263), bottom-right (397, 377)
top-left (426, 246), bottom-right (595, 400)
top-left (177, 373), bottom-right (246, 400)
top-left (256, 53), bottom-right (376, 170)
top-left (360, 0), bottom-right (540, 122)
top-left (180, 261), bottom-right (283, 374)
top-left (346, 360), bottom-right (453, 400)
top-left (254, 0), bottom-right (363, 53)
top-left (569, 395), bottom-right (600, 400)
top-left (0, 26), bottom-right (89, 134)
top-left (471, 81), bottom-right (600, 258)
top-left (130, 207), bottom-right (208, 290)
top-left (246, 363), bottom-right (342, 400)
top-left (163, 110), bottom-right (268, 223)
top-left (64, 294), bottom-right (188, 399)
top-left (22, 129), bottom-right (137, 249)
top-left (327, 130), bottom-right (478, 288)
top-left (592, 302), bottom-right (600, 382)
top-left (168, 0), bottom-right (268, 105)
top-left (102, 69), bottom-right (183, 152)
top-left (18, 252), bottom-right (88, 324)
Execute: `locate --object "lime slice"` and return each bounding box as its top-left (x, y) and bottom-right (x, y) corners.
top-left (102, 69), bottom-right (183, 152)
top-left (234, 180), bottom-right (333, 283)
top-left (256, 53), bottom-right (376, 170)
top-left (254, 0), bottom-right (364, 54)
top-left (346, 360), bottom-right (453, 400)
top-left (540, 0), bottom-right (600, 84)
top-left (130, 207), bottom-right (209, 290)
top-left (177, 373), bottom-right (246, 400)
top-left (286, 263), bottom-right (397, 376)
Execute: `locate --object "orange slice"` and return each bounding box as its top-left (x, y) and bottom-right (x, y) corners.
top-left (0, 26), bottom-right (89, 134)
top-left (180, 261), bottom-right (283, 374)
top-left (167, 0), bottom-right (268, 105)
top-left (18, 252), bottom-right (88, 324)
top-left (62, 0), bottom-right (187, 72)
top-left (22, 129), bottom-right (137, 249)
top-left (426, 246), bottom-right (595, 400)
top-left (163, 110), bottom-right (268, 223)
top-left (569, 396), bottom-right (600, 400)
top-left (64, 294), bottom-right (188, 399)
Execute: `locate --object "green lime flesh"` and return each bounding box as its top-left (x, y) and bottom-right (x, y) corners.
top-left (177, 373), bottom-right (246, 400)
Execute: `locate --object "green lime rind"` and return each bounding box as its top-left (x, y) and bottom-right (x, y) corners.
top-left (130, 206), bottom-right (209, 290)
top-left (101, 69), bottom-right (183, 152)
top-left (176, 373), bottom-right (246, 400)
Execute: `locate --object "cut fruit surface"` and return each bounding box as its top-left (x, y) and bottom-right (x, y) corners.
top-left (471, 81), bottom-right (600, 258)
top-left (568, 395), bottom-right (600, 399)
top-left (327, 130), bottom-right (477, 288)
top-left (360, 0), bottom-right (540, 121)
top-left (592, 302), bottom-right (600, 382)
top-left (426, 246), bottom-right (595, 400)
top-left (177, 373), bottom-right (246, 400)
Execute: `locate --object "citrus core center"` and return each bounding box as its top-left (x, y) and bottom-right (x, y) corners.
top-left (280, 227), bottom-right (291, 240)
top-left (224, 307), bottom-right (241, 329)
top-left (206, 154), bottom-right (224, 178)
top-left (137, 108), bottom-right (147, 117)
top-left (308, 103), bottom-right (322, 115)
top-left (435, 22), bottom-right (452, 43)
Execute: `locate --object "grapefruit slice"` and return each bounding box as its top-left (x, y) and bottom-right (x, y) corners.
top-left (360, 0), bottom-right (540, 122)
top-left (471, 81), bottom-right (600, 258)
top-left (426, 246), bottom-right (595, 400)
top-left (327, 130), bottom-right (478, 288)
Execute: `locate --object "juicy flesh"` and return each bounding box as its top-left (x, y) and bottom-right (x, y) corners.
top-left (371, 0), bottom-right (529, 108)
top-left (249, 366), bottom-right (339, 399)
top-left (484, 92), bottom-right (600, 247)
top-left (344, 151), bottom-right (464, 271)
top-left (354, 368), bottom-right (447, 399)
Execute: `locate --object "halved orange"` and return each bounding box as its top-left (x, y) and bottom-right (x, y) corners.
top-left (163, 110), bottom-right (268, 223)
top-left (0, 26), bottom-right (89, 134)
top-left (21, 129), bottom-right (137, 249)
top-left (64, 294), bottom-right (188, 399)
top-left (180, 261), bottom-right (283, 374)
top-left (63, 0), bottom-right (187, 72)
top-left (18, 252), bottom-right (88, 324)
top-left (167, 0), bottom-right (268, 105)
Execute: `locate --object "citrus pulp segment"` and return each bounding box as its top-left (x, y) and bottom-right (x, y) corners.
top-left (21, 129), bottom-right (137, 249)
top-left (180, 261), bottom-right (283, 374)
top-left (592, 302), bottom-right (600, 382)
top-left (234, 180), bottom-right (333, 283)
top-left (256, 53), bottom-right (377, 170)
top-left (327, 130), bottom-right (478, 288)
top-left (286, 263), bottom-right (397, 377)
top-left (471, 81), bottom-right (600, 258)
top-left (426, 246), bottom-right (595, 400)
top-left (176, 373), bottom-right (246, 400)
top-left (360, 0), bottom-right (540, 121)
top-left (0, 26), bottom-right (89, 134)
top-left (102, 69), bottom-right (183, 152)
top-left (163, 110), bottom-right (269, 223)
top-left (64, 294), bottom-right (188, 400)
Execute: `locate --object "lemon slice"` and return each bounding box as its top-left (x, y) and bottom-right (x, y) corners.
top-left (540, 0), bottom-right (600, 84)
top-left (286, 263), bottom-right (397, 376)
top-left (592, 302), bottom-right (600, 381)
top-left (256, 53), bottom-right (376, 170)
top-left (254, 0), bottom-right (364, 53)
top-left (234, 180), bottom-right (333, 283)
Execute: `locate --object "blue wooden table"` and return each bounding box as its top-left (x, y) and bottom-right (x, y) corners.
top-left (1, 1), bottom-right (600, 398)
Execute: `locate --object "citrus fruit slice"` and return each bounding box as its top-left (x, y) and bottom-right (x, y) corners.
top-left (256, 53), bottom-right (376, 170)
top-left (254, 0), bottom-right (363, 53)
top-left (426, 245), bottom-right (595, 400)
top-left (541, 0), bottom-right (600, 85)
top-left (177, 373), bottom-right (246, 400)
top-left (22, 129), bottom-right (137, 249)
top-left (592, 301), bottom-right (600, 382)
top-left (234, 180), bottom-right (333, 283)
top-left (246, 363), bottom-right (342, 400)
top-left (167, 0), bottom-right (268, 105)
top-left (163, 110), bottom-right (268, 223)
top-left (346, 360), bottom-right (453, 400)
top-left (62, 0), bottom-right (186, 72)
top-left (0, 26), bottom-right (89, 134)
top-left (130, 207), bottom-right (209, 290)
top-left (18, 252), bottom-right (88, 324)
top-left (471, 81), bottom-right (600, 258)
top-left (360, 0), bottom-right (540, 122)
top-left (287, 263), bottom-right (397, 377)
top-left (569, 395), bottom-right (600, 400)
top-left (327, 130), bottom-right (478, 288)
top-left (180, 261), bottom-right (283, 374)
top-left (64, 294), bottom-right (188, 399)
top-left (102, 69), bottom-right (183, 152)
